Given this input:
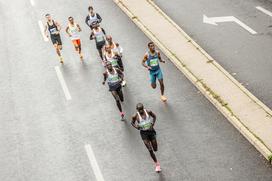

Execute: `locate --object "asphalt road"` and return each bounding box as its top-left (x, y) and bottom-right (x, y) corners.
top-left (0, 0), bottom-right (272, 180)
top-left (155, 0), bottom-right (272, 109)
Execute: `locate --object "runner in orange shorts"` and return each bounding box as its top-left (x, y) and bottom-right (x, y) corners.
top-left (65, 16), bottom-right (84, 61)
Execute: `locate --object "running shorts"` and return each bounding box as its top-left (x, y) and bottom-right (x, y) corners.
top-left (72, 39), bottom-right (81, 46)
top-left (108, 82), bottom-right (122, 92)
top-left (149, 68), bottom-right (163, 84)
top-left (140, 129), bottom-right (156, 141)
top-left (50, 35), bottom-right (62, 45)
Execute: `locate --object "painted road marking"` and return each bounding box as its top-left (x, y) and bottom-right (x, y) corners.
top-left (30, 0), bottom-right (35, 6)
top-left (55, 66), bottom-right (72, 100)
top-left (256, 6), bottom-right (272, 17)
top-left (38, 20), bottom-right (49, 42)
top-left (85, 144), bottom-right (105, 181)
top-left (203, 15), bottom-right (257, 35)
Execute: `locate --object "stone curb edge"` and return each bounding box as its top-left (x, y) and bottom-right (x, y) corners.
top-left (113, 0), bottom-right (272, 162)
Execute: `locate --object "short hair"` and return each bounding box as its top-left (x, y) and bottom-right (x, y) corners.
top-left (88, 6), bottom-right (93, 11)
top-left (68, 16), bottom-right (73, 20)
top-left (148, 42), bottom-right (154, 47)
top-left (136, 103), bottom-right (144, 109)
top-left (45, 13), bottom-right (50, 17)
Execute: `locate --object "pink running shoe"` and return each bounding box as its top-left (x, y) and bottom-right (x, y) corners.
top-left (120, 112), bottom-right (125, 120)
top-left (155, 162), bottom-right (161, 172)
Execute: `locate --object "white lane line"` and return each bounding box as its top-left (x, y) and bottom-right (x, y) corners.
top-left (256, 6), bottom-right (272, 17)
top-left (85, 144), bottom-right (105, 181)
top-left (30, 0), bottom-right (35, 6)
top-left (54, 66), bottom-right (72, 100)
top-left (38, 20), bottom-right (49, 42)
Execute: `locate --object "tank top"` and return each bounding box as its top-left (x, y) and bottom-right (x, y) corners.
top-left (147, 51), bottom-right (160, 71)
top-left (47, 20), bottom-right (58, 36)
top-left (105, 52), bottom-right (118, 67)
top-left (107, 68), bottom-right (120, 86)
top-left (88, 13), bottom-right (99, 26)
top-left (68, 23), bottom-right (80, 40)
top-left (137, 110), bottom-right (153, 131)
top-left (93, 28), bottom-right (105, 43)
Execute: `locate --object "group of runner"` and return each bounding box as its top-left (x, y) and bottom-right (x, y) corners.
top-left (43, 6), bottom-right (167, 173)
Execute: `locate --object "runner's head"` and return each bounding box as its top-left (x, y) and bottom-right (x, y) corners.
top-left (105, 45), bottom-right (112, 53)
top-left (148, 42), bottom-right (155, 52)
top-left (136, 103), bottom-right (145, 114)
top-left (68, 16), bottom-right (74, 24)
top-left (106, 35), bottom-right (113, 43)
top-left (45, 13), bottom-right (52, 21)
top-left (88, 6), bottom-right (94, 15)
top-left (106, 62), bottom-right (113, 71)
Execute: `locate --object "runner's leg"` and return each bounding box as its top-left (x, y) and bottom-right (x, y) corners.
top-left (143, 139), bottom-right (157, 163)
top-left (151, 138), bottom-right (158, 152)
top-left (111, 91), bottom-right (122, 112)
top-left (117, 89), bottom-right (124, 102)
top-left (158, 79), bottom-right (165, 96)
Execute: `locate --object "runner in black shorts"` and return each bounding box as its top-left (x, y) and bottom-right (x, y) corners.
top-left (90, 21), bottom-right (106, 61)
top-left (44, 14), bottom-right (64, 63)
top-left (131, 103), bottom-right (161, 172)
top-left (102, 62), bottom-right (125, 120)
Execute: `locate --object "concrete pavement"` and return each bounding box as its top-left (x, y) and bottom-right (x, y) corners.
top-left (0, 0), bottom-right (272, 180)
top-left (114, 0), bottom-right (272, 161)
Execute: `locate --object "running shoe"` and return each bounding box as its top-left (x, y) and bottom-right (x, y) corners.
top-left (80, 54), bottom-right (84, 61)
top-left (59, 57), bottom-right (64, 64)
top-left (155, 162), bottom-right (161, 172)
top-left (160, 95), bottom-right (167, 102)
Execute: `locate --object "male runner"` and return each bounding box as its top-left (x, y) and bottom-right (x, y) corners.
top-left (106, 35), bottom-right (123, 57)
top-left (65, 16), bottom-right (83, 61)
top-left (102, 62), bottom-right (125, 120)
top-left (131, 103), bottom-right (161, 172)
top-left (44, 14), bottom-right (63, 63)
top-left (85, 6), bottom-right (102, 29)
top-left (104, 44), bottom-right (126, 86)
top-left (142, 42), bottom-right (167, 102)
top-left (90, 22), bottom-right (106, 60)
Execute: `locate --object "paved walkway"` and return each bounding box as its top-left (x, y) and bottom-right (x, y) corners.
top-left (114, 0), bottom-right (272, 160)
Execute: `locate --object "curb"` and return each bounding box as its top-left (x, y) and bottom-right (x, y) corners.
top-left (113, 0), bottom-right (272, 162)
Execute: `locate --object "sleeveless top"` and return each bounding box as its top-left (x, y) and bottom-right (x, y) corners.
top-left (105, 52), bottom-right (118, 67)
top-left (107, 68), bottom-right (121, 86)
top-left (47, 20), bottom-right (58, 36)
top-left (68, 23), bottom-right (80, 40)
top-left (93, 27), bottom-right (105, 43)
top-left (88, 13), bottom-right (99, 26)
top-left (146, 51), bottom-right (160, 71)
top-left (137, 110), bottom-right (153, 131)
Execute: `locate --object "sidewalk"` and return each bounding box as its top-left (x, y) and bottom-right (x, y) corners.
top-left (114, 0), bottom-right (272, 161)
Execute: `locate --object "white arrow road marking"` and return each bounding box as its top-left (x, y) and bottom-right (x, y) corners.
top-left (256, 6), bottom-right (272, 17)
top-left (38, 20), bottom-right (49, 42)
top-left (55, 66), bottom-right (72, 100)
top-left (203, 15), bottom-right (257, 35)
top-left (85, 144), bottom-right (105, 181)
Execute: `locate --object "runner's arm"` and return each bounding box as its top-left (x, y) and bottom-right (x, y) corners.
top-left (85, 15), bottom-right (90, 27)
top-left (131, 114), bottom-right (140, 130)
top-left (101, 28), bottom-right (106, 35)
top-left (55, 21), bottom-right (61, 31)
top-left (116, 43), bottom-right (123, 56)
top-left (65, 26), bottom-right (71, 37)
top-left (102, 72), bottom-right (107, 85)
top-left (44, 24), bottom-right (48, 37)
top-left (96, 13), bottom-right (102, 23)
top-left (142, 54), bottom-right (151, 70)
top-left (116, 68), bottom-right (124, 80)
top-left (148, 110), bottom-right (156, 127)
top-left (77, 24), bottom-right (82, 32)
top-left (90, 32), bottom-right (95, 40)
top-left (158, 51), bottom-right (165, 63)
